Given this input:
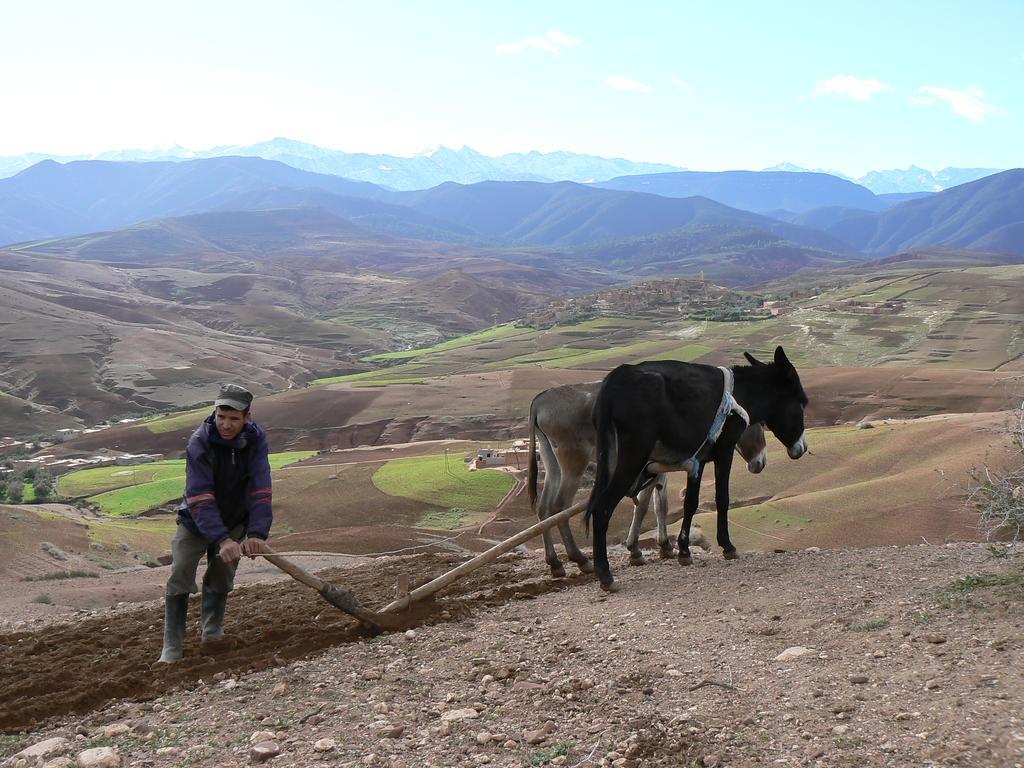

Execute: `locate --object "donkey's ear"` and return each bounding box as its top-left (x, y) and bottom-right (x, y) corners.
top-left (774, 346), bottom-right (792, 368)
top-left (744, 351), bottom-right (765, 366)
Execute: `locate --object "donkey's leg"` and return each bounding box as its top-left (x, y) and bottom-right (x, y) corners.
top-left (590, 450), bottom-right (651, 591)
top-left (676, 470), bottom-right (703, 566)
top-left (625, 485), bottom-right (653, 566)
top-left (536, 434), bottom-right (567, 578)
top-left (714, 451), bottom-right (738, 559)
top-left (553, 453), bottom-right (594, 574)
top-left (654, 477), bottom-right (674, 559)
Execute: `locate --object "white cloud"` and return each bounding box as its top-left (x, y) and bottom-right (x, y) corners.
top-left (671, 76), bottom-right (693, 92)
top-left (495, 30), bottom-right (581, 55)
top-left (813, 75), bottom-right (892, 101)
top-left (911, 86), bottom-right (1001, 123)
top-left (606, 76), bottom-right (651, 94)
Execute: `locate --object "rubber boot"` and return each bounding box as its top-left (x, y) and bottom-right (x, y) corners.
top-left (200, 588), bottom-right (227, 642)
top-left (158, 594), bottom-right (189, 663)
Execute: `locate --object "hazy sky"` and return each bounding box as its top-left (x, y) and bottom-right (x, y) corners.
top-left (2, 0), bottom-right (1021, 174)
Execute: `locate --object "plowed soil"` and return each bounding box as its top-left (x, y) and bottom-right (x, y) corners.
top-left (0, 551), bottom-right (586, 733)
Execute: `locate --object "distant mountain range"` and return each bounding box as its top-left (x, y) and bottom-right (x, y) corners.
top-left (2, 155), bottom-right (1022, 262)
top-left (766, 162), bottom-right (1003, 195)
top-left (817, 169), bottom-right (1024, 256)
top-left (0, 157), bottom-right (850, 252)
top-left (596, 170), bottom-right (886, 214)
top-left (0, 139), bottom-right (682, 191)
top-left (0, 137), bottom-right (1004, 193)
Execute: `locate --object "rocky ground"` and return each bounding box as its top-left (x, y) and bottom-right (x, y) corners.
top-left (2, 541), bottom-right (1024, 768)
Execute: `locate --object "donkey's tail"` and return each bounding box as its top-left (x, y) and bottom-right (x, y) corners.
top-left (527, 399), bottom-right (540, 511)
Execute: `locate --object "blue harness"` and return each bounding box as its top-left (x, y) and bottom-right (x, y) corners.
top-left (684, 367), bottom-right (750, 479)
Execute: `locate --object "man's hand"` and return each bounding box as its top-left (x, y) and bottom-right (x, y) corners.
top-left (218, 538), bottom-right (242, 564)
top-left (241, 537), bottom-right (268, 559)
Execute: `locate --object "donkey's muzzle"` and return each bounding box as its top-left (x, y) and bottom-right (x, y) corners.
top-left (787, 433), bottom-right (808, 459)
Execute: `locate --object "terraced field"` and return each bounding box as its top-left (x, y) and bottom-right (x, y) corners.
top-left (308, 265), bottom-right (1024, 390)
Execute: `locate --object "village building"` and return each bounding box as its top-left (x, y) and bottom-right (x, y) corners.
top-left (471, 442), bottom-right (532, 470)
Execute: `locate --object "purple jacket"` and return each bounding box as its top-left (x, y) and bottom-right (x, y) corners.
top-left (179, 415), bottom-right (273, 544)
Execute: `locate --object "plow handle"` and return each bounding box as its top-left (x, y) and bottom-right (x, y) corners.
top-left (380, 499), bottom-right (588, 614)
top-left (259, 547), bottom-right (326, 592)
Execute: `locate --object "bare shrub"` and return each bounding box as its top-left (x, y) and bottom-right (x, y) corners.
top-left (969, 403), bottom-right (1024, 541)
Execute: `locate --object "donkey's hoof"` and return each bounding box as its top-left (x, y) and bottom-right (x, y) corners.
top-left (549, 563), bottom-right (567, 579)
top-left (628, 551), bottom-right (646, 567)
top-left (599, 579), bottom-right (620, 593)
top-left (677, 554), bottom-right (693, 566)
top-left (658, 545), bottom-right (674, 559)
top-left (723, 549), bottom-right (739, 561)
top-left (571, 558), bottom-right (595, 574)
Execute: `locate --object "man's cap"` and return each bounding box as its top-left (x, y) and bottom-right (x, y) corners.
top-left (214, 383), bottom-right (254, 412)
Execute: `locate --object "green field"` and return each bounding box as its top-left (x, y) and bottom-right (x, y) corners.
top-left (58, 460), bottom-right (188, 496)
top-left (143, 407), bottom-right (210, 434)
top-left (361, 324), bottom-right (528, 362)
top-left (372, 453), bottom-right (514, 521)
top-left (61, 451), bottom-right (316, 517)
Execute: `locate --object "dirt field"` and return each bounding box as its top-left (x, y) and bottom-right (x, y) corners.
top-left (2, 543), bottom-right (1022, 767)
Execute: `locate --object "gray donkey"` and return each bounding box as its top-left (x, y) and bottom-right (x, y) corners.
top-left (527, 381), bottom-right (767, 578)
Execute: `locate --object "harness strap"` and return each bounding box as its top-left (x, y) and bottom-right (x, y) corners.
top-left (687, 366), bottom-right (750, 478)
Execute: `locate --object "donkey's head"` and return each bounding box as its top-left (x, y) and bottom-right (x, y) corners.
top-left (737, 421), bottom-right (767, 473)
top-left (743, 346), bottom-right (808, 460)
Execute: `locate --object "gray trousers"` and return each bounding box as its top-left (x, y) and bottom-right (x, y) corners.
top-left (166, 523), bottom-right (245, 597)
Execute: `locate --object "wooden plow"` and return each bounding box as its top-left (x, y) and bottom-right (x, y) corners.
top-left (260, 499), bottom-right (588, 633)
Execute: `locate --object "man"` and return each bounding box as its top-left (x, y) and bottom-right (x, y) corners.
top-left (158, 383), bottom-right (272, 663)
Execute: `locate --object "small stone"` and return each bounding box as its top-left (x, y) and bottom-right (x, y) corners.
top-left (775, 646), bottom-right (814, 661)
top-left (100, 724), bottom-right (130, 737)
top-left (378, 726), bottom-right (405, 739)
top-left (525, 728), bottom-right (548, 745)
top-left (480, 674), bottom-right (495, 686)
top-left (76, 746), bottom-right (120, 768)
top-left (495, 666), bottom-right (516, 680)
top-left (155, 747), bottom-right (180, 756)
top-left (503, 740), bottom-right (517, 749)
top-left (925, 679), bottom-right (941, 690)
top-left (665, 669), bottom-right (684, 677)
top-left (250, 731), bottom-right (276, 744)
top-left (13, 738), bottom-right (71, 762)
top-left (476, 731), bottom-right (493, 745)
top-left (43, 759), bottom-right (75, 768)
top-left (441, 708), bottom-right (479, 721)
top-left (922, 634), bottom-right (947, 644)
top-left (249, 741), bottom-right (280, 763)
top-left (703, 755), bottom-right (721, 767)
top-left (314, 739), bottom-right (336, 752)
top-left (272, 682), bottom-right (288, 696)
top-left (404, 629), bottom-right (417, 640)
top-left (831, 725), bottom-right (850, 736)
top-left (848, 675), bottom-right (869, 684)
